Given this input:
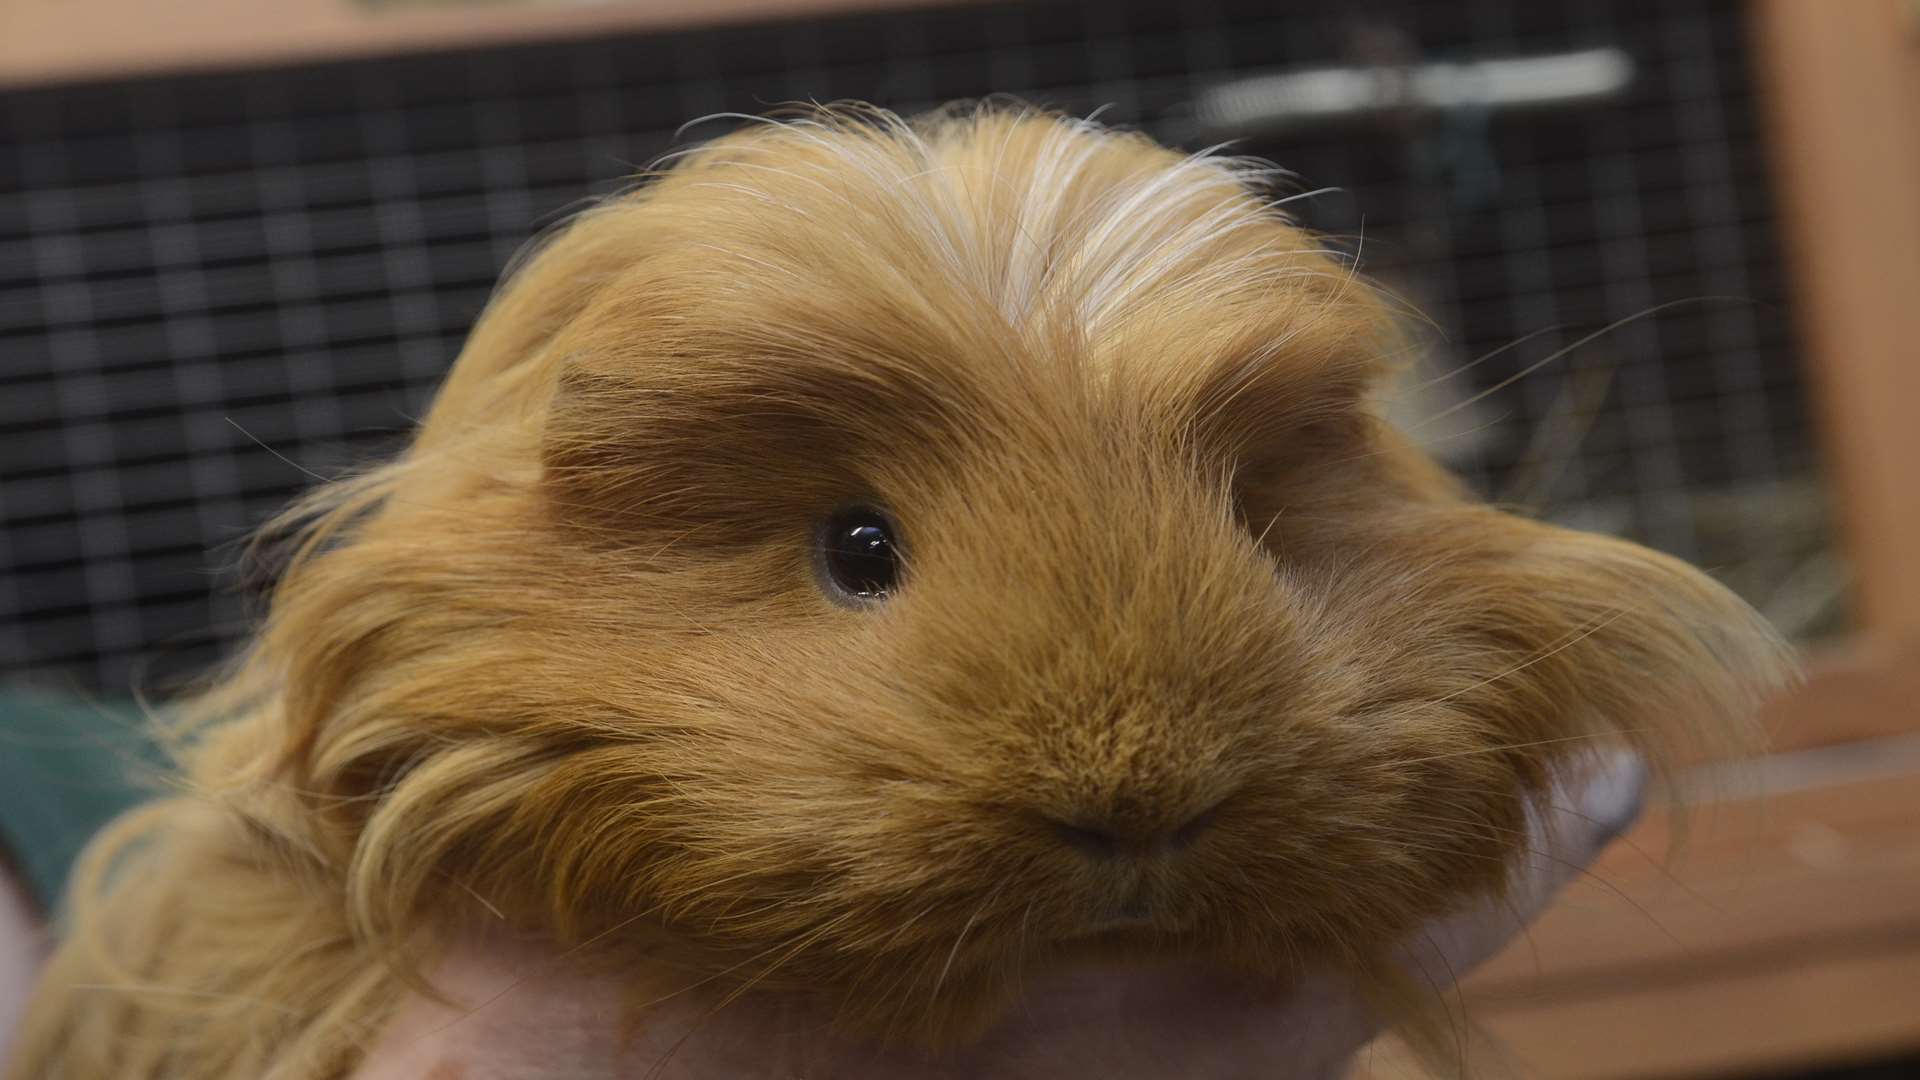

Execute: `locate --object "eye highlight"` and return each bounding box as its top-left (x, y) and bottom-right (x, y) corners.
top-left (817, 505), bottom-right (904, 604)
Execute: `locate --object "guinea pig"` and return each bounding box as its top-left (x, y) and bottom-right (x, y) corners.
top-left (9, 104), bottom-right (1795, 1079)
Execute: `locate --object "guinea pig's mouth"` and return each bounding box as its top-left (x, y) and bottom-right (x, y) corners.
top-left (1060, 886), bottom-right (1176, 942)
top-left (1065, 918), bottom-right (1159, 945)
top-left (1070, 914), bottom-right (1155, 940)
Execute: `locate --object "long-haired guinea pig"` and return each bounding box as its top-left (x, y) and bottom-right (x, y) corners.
top-left (10, 105), bottom-right (1795, 1079)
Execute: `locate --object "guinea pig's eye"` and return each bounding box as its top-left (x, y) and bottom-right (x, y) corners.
top-left (817, 505), bottom-right (903, 604)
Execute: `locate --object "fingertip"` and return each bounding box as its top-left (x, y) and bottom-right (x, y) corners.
top-left (1577, 749), bottom-right (1649, 846)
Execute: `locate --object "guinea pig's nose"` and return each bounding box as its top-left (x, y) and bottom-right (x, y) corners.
top-left (1048, 803), bottom-right (1219, 859)
top-left (1050, 819), bottom-right (1126, 858)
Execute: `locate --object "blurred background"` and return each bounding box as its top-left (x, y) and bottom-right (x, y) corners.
top-left (1, 1), bottom-right (1916, 1077)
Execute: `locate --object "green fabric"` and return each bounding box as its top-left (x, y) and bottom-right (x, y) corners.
top-left (0, 689), bottom-right (164, 911)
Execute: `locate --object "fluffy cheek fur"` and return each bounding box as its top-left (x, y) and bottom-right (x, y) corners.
top-left (263, 421), bottom-right (1784, 1046)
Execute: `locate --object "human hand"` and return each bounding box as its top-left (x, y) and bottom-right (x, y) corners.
top-left (352, 752), bottom-right (1647, 1080)
top-left (0, 856), bottom-right (43, 1068)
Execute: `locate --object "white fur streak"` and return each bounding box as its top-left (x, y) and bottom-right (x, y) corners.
top-left (693, 113), bottom-right (1325, 341)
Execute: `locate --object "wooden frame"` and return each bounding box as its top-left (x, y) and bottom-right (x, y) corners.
top-left (1753, 0), bottom-right (1920, 643)
top-left (0, 0), bottom-right (979, 88)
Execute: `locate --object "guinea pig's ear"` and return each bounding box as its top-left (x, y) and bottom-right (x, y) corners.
top-left (1501, 523), bottom-right (1798, 768)
top-left (412, 200), bottom-right (658, 449)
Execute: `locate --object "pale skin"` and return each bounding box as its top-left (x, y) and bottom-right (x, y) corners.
top-left (0, 756), bottom-right (1641, 1076)
top-left (0, 861), bottom-right (35, 1071)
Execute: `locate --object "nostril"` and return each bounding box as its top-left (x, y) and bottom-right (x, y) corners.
top-left (1170, 802), bottom-right (1223, 850)
top-left (1049, 819), bottom-right (1122, 859)
top-left (1046, 799), bottom-right (1228, 858)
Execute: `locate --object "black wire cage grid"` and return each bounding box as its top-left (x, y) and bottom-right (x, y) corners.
top-left (0, 0), bottom-right (1837, 695)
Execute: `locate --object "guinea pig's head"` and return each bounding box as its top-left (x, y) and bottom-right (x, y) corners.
top-left (243, 107), bottom-right (1794, 1042)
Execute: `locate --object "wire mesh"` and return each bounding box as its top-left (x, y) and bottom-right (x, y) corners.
top-left (0, 0), bottom-right (1837, 694)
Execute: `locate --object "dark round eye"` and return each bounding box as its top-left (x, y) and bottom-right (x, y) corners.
top-left (818, 506), bottom-right (903, 603)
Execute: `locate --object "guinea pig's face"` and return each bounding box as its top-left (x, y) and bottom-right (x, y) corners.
top-left (280, 111), bottom-right (1792, 1043)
